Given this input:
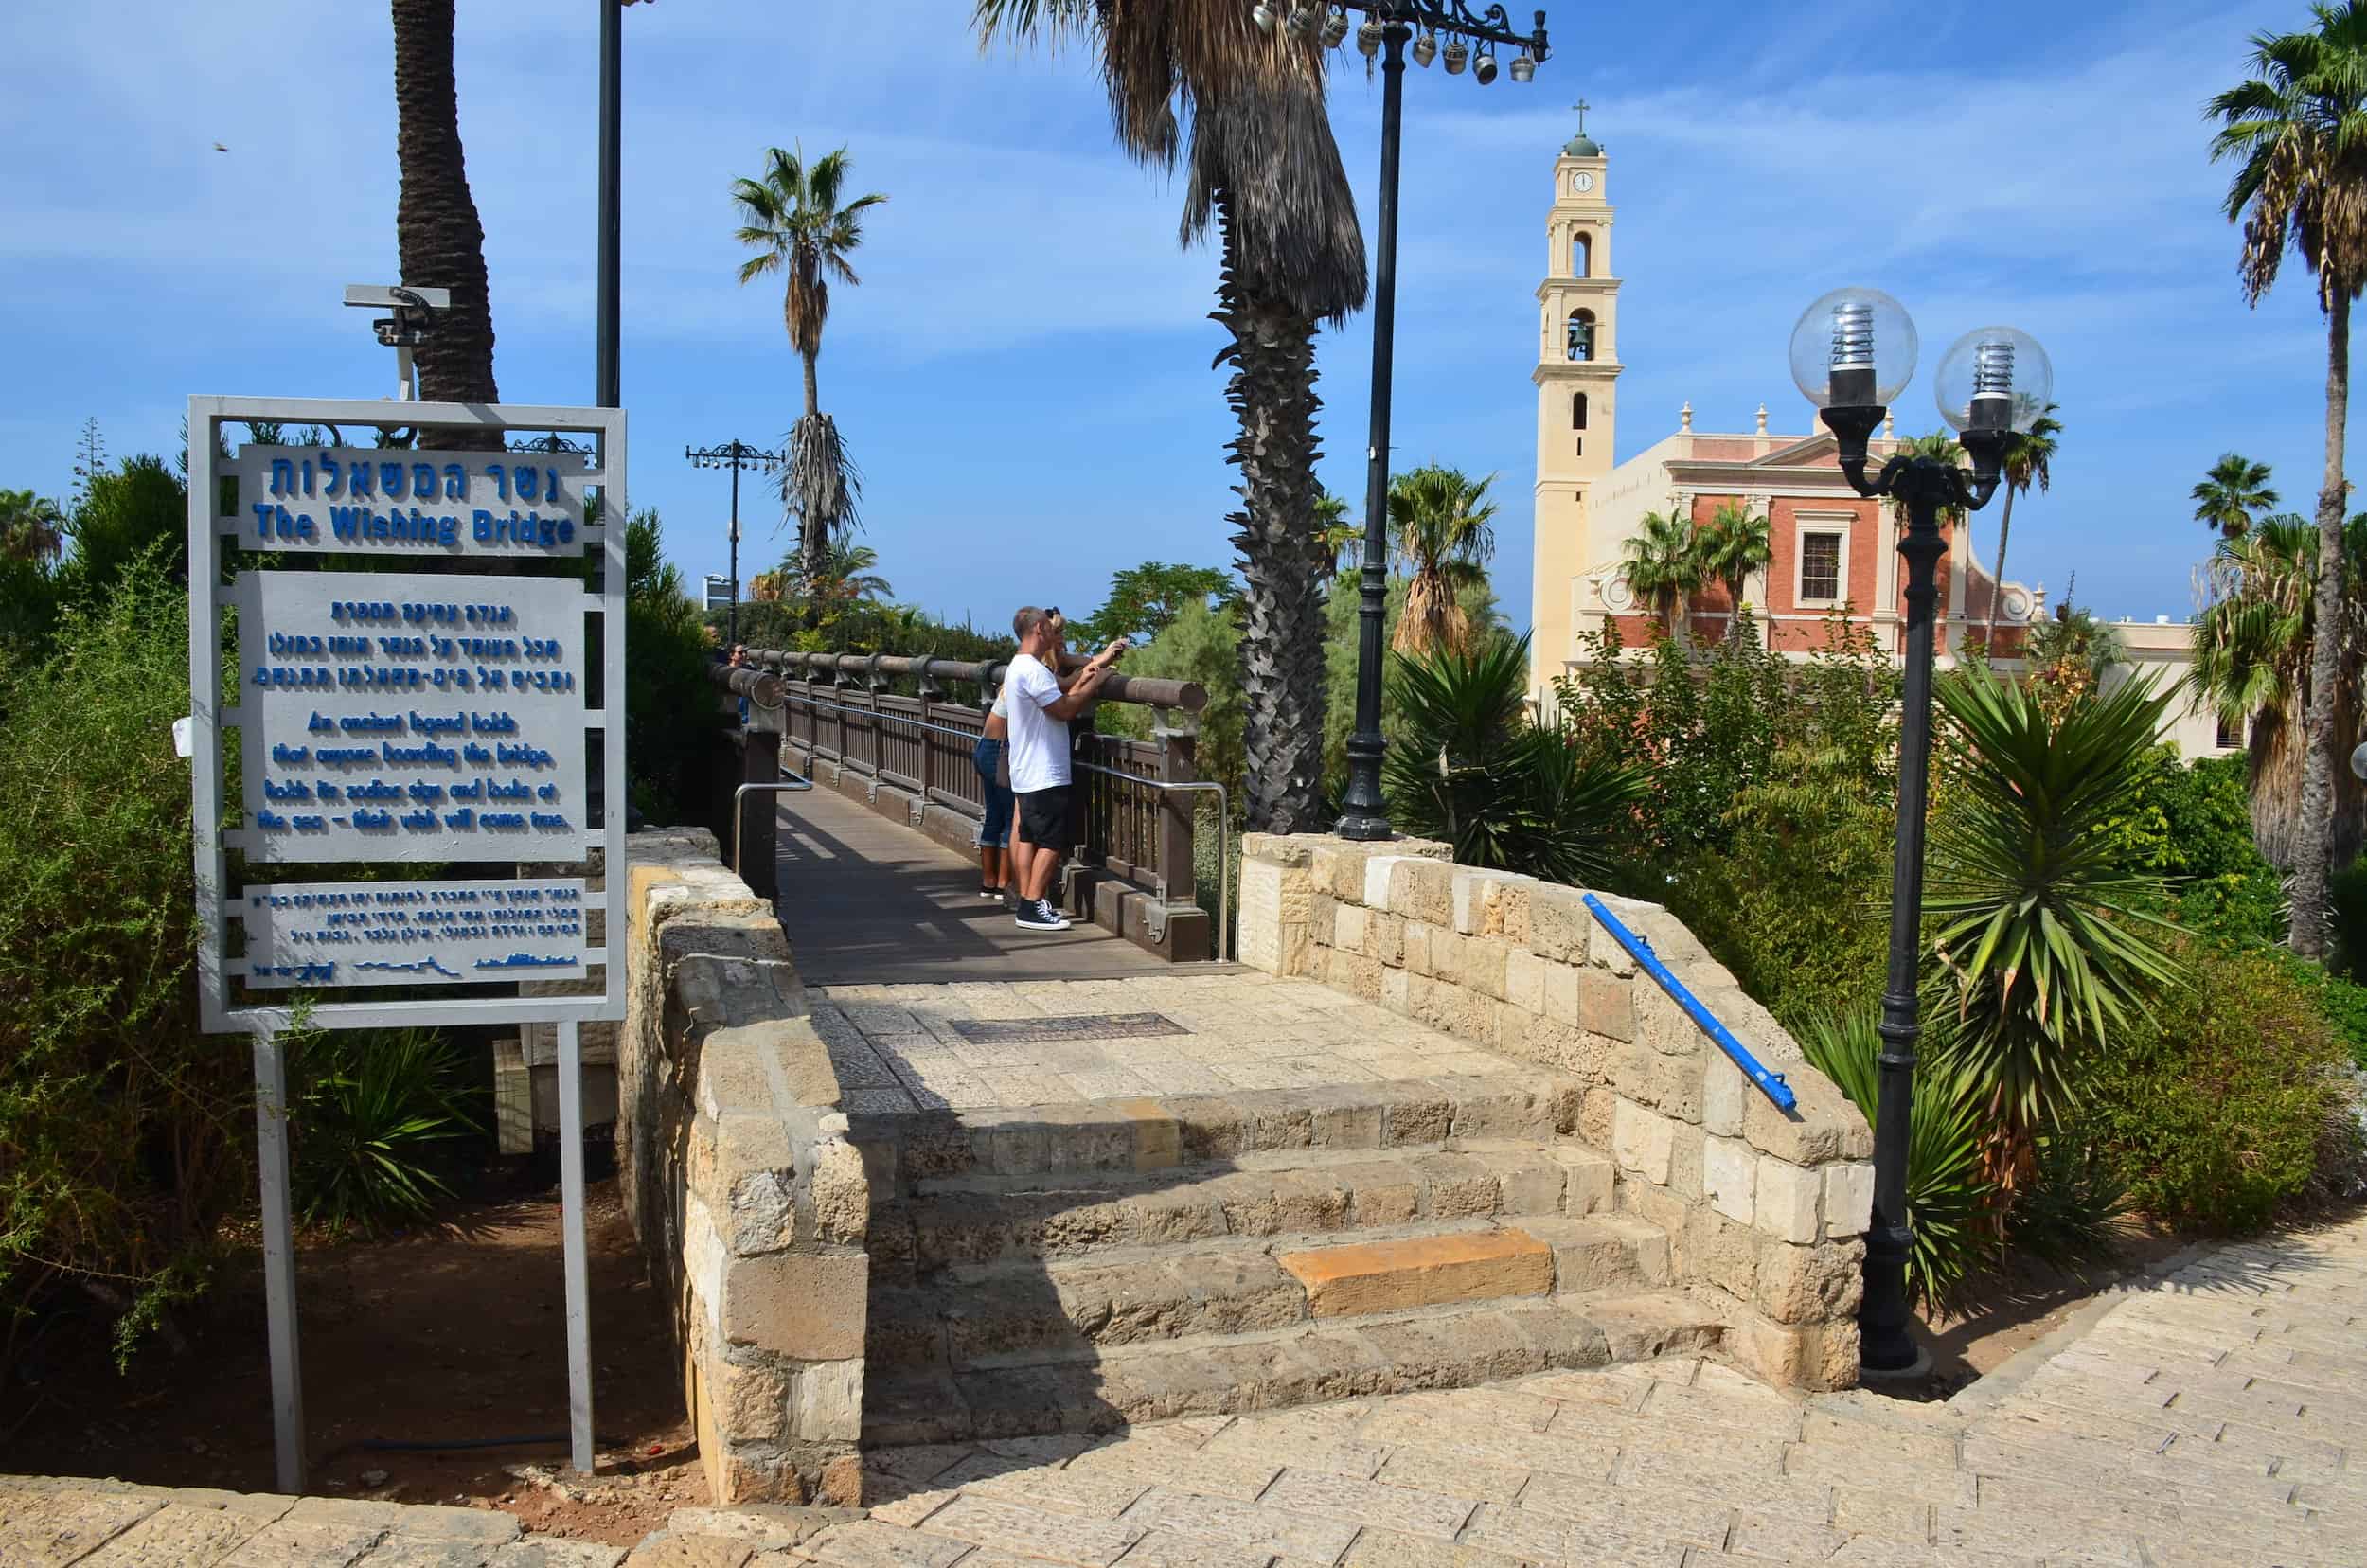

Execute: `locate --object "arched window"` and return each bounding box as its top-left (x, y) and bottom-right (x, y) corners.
top-left (1572, 392), bottom-right (1589, 430)
top-left (1573, 231), bottom-right (1592, 277)
top-left (1566, 310), bottom-right (1595, 362)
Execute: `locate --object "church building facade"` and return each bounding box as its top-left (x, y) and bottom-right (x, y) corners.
top-left (1525, 121), bottom-right (2036, 692)
top-left (1521, 117), bottom-right (2233, 757)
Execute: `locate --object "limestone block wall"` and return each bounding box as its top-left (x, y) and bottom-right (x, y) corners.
top-left (615, 828), bottom-right (870, 1506)
top-left (1237, 832), bottom-right (1875, 1390)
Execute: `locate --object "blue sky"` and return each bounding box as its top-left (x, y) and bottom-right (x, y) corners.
top-left (0, 0), bottom-right (2348, 633)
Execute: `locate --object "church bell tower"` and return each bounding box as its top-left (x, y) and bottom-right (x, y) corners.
top-left (1529, 103), bottom-right (1621, 693)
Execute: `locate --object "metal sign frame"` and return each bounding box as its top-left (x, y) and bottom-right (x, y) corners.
top-left (190, 396), bottom-right (628, 1036)
top-left (188, 395), bottom-right (627, 1492)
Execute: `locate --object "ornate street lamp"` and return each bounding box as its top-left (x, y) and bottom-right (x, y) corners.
top-left (1787, 289), bottom-right (2053, 1377)
top-left (1262, 2), bottom-right (1551, 839)
top-left (686, 439), bottom-right (786, 650)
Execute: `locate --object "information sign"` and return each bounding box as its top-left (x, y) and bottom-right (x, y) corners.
top-left (189, 389), bottom-right (628, 1496)
top-left (233, 570), bottom-right (589, 864)
top-left (226, 444), bottom-right (592, 557)
top-left (235, 876), bottom-right (589, 989)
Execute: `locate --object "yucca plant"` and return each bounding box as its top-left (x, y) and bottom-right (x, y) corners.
top-left (1384, 632), bottom-right (1642, 885)
top-left (290, 1028), bottom-right (482, 1237)
top-left (1926, 666), bottom-right (2184, 1213)
top-left (1797, 1007), bottom-right (1991, 1311)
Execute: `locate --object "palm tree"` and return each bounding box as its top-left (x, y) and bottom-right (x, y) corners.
top-left (2192, 513), bottom-right (2367, 874)
top-left (1692, 498), bottom-right (1771, 624)
top-left (1620, 508), bottom-right (1704, 637)
top-left (1385, 466), bottom-right (1496, 656)
top-left (391, 0), bottom-right (497, 411)
top-left (972, 1), bottom-right (1364, 834)
top-left (1313, 490), bottom-right (1359, 580)
top-left (1984, 404), bottom-right (2060, 651)
top-left (2191, 453), bottom-right (2279, 539)
top-left (733, 145), bottom-right (888, 588)
top-left (0, 490), bottom-right (66, 565)
top-left (2209, 1), bottom-right (2367, 955)
top-left (809, 542), bottom-right (895, 605)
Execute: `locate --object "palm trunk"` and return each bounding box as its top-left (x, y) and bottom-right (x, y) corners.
top-left (2293, 288), bottom-right (2350, 958)
top-left (391, 0), bottom-right (497, 432)
top-left (1984, 483), bottom-right (2017, 654)
top-left (1214, 193), bottom-right (1327, 834)
top-left (799, 350), bottom-right (824, 585)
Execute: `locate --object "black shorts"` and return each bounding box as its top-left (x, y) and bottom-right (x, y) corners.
top-left (1016, 786), bottom-right (1071, 846)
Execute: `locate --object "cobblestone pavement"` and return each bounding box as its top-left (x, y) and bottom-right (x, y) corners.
top-left (810, 973), bottom-right (1518, 1114)
top-left (9, 1211), bottom-right (2362, 1566)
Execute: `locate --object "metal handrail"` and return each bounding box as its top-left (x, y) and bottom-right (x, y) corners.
top-left (766, 690), bottom-right (1232, 963)
top-left (1580, 893), bottom-right (1796, 1113)
top-left (734, 773), bottom-right (815, 884)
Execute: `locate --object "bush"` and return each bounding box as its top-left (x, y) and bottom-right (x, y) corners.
top-left (2078, 942), bottom-right (2349, 1233)
top-left (1384, 634), bottom-right (1641, 885)
top-left (624, 508), bottom-right (724, 824)
top-left (2330, 858), bottom-right (2367, 979)
top-left (289, 1027), bottom-right (481, 1237)
top-left (0, 561), bottom-right (248, 1370)
top-left (1095, 596), bottom-right (1244, 821)
top-left (1797, 1008), bottom-right (1990, 1310)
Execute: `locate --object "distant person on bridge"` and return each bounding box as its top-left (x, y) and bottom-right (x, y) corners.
top-left (1004, 605), bottom-right (1123, 932)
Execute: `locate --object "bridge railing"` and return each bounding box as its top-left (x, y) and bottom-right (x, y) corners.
top-left (730, 650), bottom-right (1223, 961)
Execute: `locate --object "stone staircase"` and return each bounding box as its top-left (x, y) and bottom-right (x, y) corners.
top-left (856, 1070), bottom-right (1718, 1447)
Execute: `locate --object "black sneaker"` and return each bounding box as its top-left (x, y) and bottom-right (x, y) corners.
top-left (1014, 898), bottom-right (1065, 931)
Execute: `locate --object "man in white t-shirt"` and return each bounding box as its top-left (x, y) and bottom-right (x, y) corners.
top-left (1004, 605), bottom-right (1122, 931)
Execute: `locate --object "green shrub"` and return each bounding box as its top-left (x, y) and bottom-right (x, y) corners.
top-left (289, 1027), bottom-right (481, 1237)
top-left (0, 561), bottom-right (248, 1369)
top-left (1383, 634), bottom-right (1642, 885)
top-left (1095, 596), bottom-right (1244, 822)
top-left (2078, 942), bottom-right (2347, 1233)
top-left (624, 508), bottom-right (724, 824)
top-left (1797, 1008), bottom-right (1990, 1310)
top-left (2330, 859), bottom-right (2367, 978)
top-left (1658, 739), bottom-right (1895, 1033)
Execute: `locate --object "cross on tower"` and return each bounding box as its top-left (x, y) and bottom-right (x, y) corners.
top-left (1572, 98), bottom-right (1590, 134)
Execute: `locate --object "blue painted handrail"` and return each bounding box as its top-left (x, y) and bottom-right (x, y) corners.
top-left (1581, 893), bottom-right (1797, 1113)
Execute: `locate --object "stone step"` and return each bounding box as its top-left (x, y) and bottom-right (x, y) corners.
top-left (860, 1290), bottom-right (1729, 1446)
top-left (881, 1142), bottom-right (1616, 1273)
top-left (867, 1213), bottom-right (1669, 1368)
top-left (856, 1072), bottom-right (1583, 1197)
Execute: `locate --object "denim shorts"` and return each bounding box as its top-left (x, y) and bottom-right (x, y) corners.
top-left (973, 738), bottom-right (1014, 848)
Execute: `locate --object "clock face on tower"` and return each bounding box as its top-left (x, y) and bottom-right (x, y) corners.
top-left (1572, 172), bottom-right (1594, 193)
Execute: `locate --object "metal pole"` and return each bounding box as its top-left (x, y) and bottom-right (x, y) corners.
top-left (1336, 19), bottom-right (1409, 841)
top-left (1860, 484), bottom-right (1945, 1379)
top-left (727, 445), bottom-right (741, 650)
top-left (596, 0), bottom-right (621, 410)
top-left (253, 1034), bottom-right (305, 1494)
top-left (557, 1019), bottom-right (596, 1472)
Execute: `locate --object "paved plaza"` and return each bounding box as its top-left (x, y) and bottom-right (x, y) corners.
top-left (809, 974), bottom-right (1516, 1115)
top-left (9, 1208), bottom-right (2362, 1566)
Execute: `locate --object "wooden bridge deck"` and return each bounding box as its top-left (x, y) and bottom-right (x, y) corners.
top-left (769, 777), bottom-right (1184, 987)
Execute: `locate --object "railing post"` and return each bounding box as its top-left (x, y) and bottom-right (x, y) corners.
top-left (738, 719), bottom-right (781, 902)
top-left (917, 657), bottom-right (943, 805)
top-left (1156, 719), bottom-right (1200, 910)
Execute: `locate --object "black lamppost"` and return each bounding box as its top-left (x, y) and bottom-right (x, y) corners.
top-left (1786, 289), bottom-right (2052, 1377)
top-left (1258, 1), bottom-right (1549, 840)
top-left (596, 0), bottom-right (653, 410)
top-left (687, 439), bottom-right (785, 649)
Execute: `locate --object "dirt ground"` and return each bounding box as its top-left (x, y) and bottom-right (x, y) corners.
top-left (1900, 1217), bottom-right (2195, 1398)
top-left (0, 1179), bottom-right (704, 1549)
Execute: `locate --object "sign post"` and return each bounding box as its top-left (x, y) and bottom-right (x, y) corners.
top-left (188, 397), bottom-right (627, 1490)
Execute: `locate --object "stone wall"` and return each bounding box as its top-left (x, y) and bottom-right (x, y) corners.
top-left (615, 828), bottom-right (870, 1505)
top-left (1237, 832), bottom-right (1875, 1390)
